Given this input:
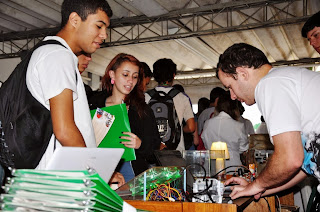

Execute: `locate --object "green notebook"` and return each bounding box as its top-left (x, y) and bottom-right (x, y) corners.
top-left (1, 169), bottom-right (142, 212)
top-left (91, 103), bottom-right (136, 161)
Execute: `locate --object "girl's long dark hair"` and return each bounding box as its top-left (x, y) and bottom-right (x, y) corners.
top-left (101, 53), bottom-right (147, 118)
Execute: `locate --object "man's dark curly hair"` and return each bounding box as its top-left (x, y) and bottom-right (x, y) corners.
top-left (61, 0), bottom-right (113, 29)
top-left (301, 11), bottom-right (320, 38)
top-left (216, 43), bottom-right (270, 79)
top-left (153, 58), bottom-right (177, 84)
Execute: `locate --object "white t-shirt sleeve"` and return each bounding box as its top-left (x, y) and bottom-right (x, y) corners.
top-left (145, 93), bottom-right (151, 103)
top-left (182, 96), bottom-right (194, 121)
top-left (36, 49), bottom-right (78, 105)
top-left (256, 77), bottom-right (301, 137)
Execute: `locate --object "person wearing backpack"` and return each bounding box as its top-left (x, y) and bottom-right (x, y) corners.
top-left (145, 58), bottom-right (195, 152)
top-left (0, 0), bottom-right (112, 172)
top-left (27, 0), bottom-right (113, 169)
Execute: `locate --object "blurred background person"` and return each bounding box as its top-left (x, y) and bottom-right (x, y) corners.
top-left (193, 97), bottom-right (210, 148)
top-left (237, 101), bottom-right (255, 136)
top-left (196, 97), bottom-right (210, 119)
top-left (197, 87), bottom-right (225, 135)
top-left (201, 92), bottom-right (248, 170)
top-left (141, 62), bottom-right (153, 92)
top-left (145, 58), bottom-right (195, 152)
top-left (173, 84), bottom-right (195, 150)
top-left (256, 116), bottom-right (268, 134)
top-left (78, 52), bottom-right (94, 101)
top-left (301, 11), bottom-right (320, 54)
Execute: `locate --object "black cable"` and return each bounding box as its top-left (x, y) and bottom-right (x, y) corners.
top-left (225, 170), bottom-right (237, 175)
top-left (263, 197), bottom-right (271, 212)
top-left (205, 178), bottom-right (215, 203)
top-left (191, 195), bottom-right (210, 203)
top-left (211, 165), bottom-right (252, 179)
top-left (186, 164), bottom-right (252, 203)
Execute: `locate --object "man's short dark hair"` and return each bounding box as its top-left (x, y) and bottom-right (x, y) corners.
top-left (61, 0), bottom-right (113, 29)
top-left (216, 43), bottom-right (270, 78)
top-left (210, 87), bottom-right (225, 103)
top-left (141, 62), bottom-right (153, 78)
top-left (301, 11), bottom-right (320, 38)
top-left (153, 58), bottom-right (177, 84)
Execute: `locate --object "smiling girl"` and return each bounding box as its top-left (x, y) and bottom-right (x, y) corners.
top-left (99, 53), bottom-right (161, 182)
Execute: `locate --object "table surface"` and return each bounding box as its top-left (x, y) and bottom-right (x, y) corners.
top-left (125, 195), bottom-right (280, 212)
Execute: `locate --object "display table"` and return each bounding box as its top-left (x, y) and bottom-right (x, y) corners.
top-left (125, 196), bottom-right (276, 212)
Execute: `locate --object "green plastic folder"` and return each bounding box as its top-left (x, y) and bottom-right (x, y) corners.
top-left (91, 103), bottom-right (136, 161)
top-left (1, 169), bottom-right (144, 212)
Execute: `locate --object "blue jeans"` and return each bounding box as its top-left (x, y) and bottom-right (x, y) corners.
top-left (119, 161), bottom-right (135, 183)
top-left (188, 144), bottom-right (196, 150)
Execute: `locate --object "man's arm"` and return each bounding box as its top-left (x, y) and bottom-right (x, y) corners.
top-left (229, 131), bottom-right (304, 199)
top-left (225, 170), bottom-right (307, 198)
top-left (262, 170), bottom-right (307, 196)
top-left (49, 89), bottom-right (86, 147)
top-left (183, 118), bottom-right (195, 133)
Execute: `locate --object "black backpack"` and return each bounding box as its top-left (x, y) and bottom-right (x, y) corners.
top-left (0, 40), bottom-right (66, 169)
top-left (147, 88), bottom-right (181, 150)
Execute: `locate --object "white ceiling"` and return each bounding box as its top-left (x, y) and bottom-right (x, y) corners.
top-left (1, 0), bottom-right (320, 86)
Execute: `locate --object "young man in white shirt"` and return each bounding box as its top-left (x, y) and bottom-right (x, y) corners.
top-left (145, 58), bottom-right (195, 152)
top-left (26, 0), bottom-right (112, 169)
top-left (218, 43), bottom-right (320, 201)
top-left (301, 11), bottom-right (320, 54)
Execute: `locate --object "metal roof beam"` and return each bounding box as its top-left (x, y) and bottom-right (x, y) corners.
top-left (0, 0), bottom-right (312, 60)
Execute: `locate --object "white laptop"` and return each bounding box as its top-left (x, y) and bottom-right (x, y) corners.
top-left (46, 147), bottom-right (124, 183)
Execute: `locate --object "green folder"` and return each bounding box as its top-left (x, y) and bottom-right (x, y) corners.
top-left (91, 103), bottom-right (136, 162)
top-left (1, 169), bottom-right (144, 212)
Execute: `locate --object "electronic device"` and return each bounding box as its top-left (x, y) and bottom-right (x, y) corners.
top-left (116, 166), bottom-right (185, 200)
top-left (192, 178), bottom-right (225, 203)
top-left (254, 149), bottom-right (273, 163)
top-left (46, 147), bottom-right (124, 183)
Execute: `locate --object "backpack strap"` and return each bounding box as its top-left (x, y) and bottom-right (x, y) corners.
top-left (146, 88), bottom-right (157, 98)
top-left (146, 88), bottom-right (165, 101)
top-left (34, 40), bottom-right (66, 50)
top-left (168, 88), bottom-right (180, 98)
top-left (147, 88), bottom-right (180, 99)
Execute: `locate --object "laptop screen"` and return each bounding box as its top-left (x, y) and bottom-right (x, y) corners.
top-left (45, 147), bottom-right (124, 183)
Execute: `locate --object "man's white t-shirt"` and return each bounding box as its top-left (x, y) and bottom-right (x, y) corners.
top-left (145, 87), bottom-right (194, 152)
top-left (26, 36), bottom-right (96, 169)
top-left (255, 67), bottom-right (320, 182)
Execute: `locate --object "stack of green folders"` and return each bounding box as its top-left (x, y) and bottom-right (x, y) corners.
top-left (0, 169), bottom-right (139, 212)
